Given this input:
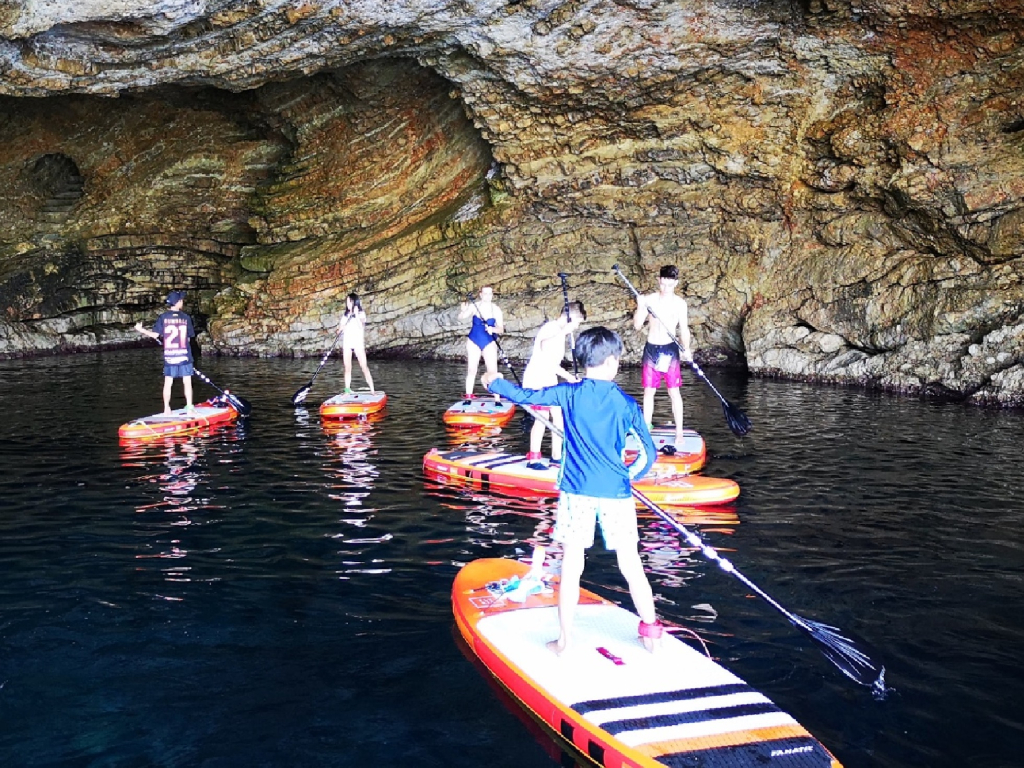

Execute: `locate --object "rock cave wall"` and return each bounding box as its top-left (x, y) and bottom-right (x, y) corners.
top-left (0, 0), bottom-right (1023, 404)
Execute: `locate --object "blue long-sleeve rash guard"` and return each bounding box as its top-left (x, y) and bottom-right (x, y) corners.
top-left (488, 377), bottom-right (657, 499)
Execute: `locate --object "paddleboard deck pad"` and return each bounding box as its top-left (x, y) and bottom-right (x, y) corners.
top-left (626, 427), bottom-right (706, 474)
top-left (118, 398), bottom-right (239, 439)
top-left (443, 397), bottom-right (516, 428)
top-left (454, 558), bottom-right (842, 768)
top-left (320, 390), bottom-right (387, 419)
top-left (423, 449), bottom-right (739, 506)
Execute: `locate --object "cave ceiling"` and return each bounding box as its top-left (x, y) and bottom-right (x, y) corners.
top-left (1, 0), bottom-right (1023, 404)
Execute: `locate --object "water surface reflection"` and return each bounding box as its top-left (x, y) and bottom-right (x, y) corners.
top-left (0, 351), bottom-right (1021, 768)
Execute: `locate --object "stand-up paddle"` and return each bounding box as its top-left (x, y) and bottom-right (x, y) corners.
top-left (507, 400), bottom-right (887, 697)
top-left (469, 295), bottom-right (558, 434)
top-left (137, 331), bottom-right (251, 416)
top-left (192, 367), bottom-right (252, 417)
top-left (612, 264), bottom-right (752, 436)
top-left (469, 295), bottom-right (522, 386)
top-left (556, 272), bottom-right (578, 377)
top-left (292, 316), bottom-right (349, 405)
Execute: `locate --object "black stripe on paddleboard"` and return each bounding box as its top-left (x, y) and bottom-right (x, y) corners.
top-left (601, 702), bottom-right (780, 736)
top-left (443, 453), bottom-right (527, 471)
top-left (440, 451), bottom-right (491, 461)
top-left (573, 684), bottom-right (751, 716)
top-left (475, 456), bottom-right (531, 470)
top-left (656, 736), bottom-right (832, 768)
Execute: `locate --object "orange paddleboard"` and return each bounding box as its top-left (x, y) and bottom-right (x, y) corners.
top-left (454, 557), bottom-right (842, 768)
top-left (626, 427), bottom-right (707, 474)
top-left (320, 390), bottom-right (387, 419)
top-left (443, 397), bottom-right (516, 428)
top-left (423, 449), bottom-right (739, 506)
top-left (118, 398), bottom-right (239, 440)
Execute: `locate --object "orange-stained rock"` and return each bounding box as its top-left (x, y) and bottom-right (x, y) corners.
top-left (0, 2), bottom-right (1023, 404)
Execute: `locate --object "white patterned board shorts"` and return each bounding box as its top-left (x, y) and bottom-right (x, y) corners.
top-left (553, 492), bottom-right (639, 551)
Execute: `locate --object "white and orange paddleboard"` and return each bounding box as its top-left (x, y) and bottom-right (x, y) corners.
top-left (625, 427), bottom-right (707, 474)
top-left (118, 398), bottom-right (239, 440)
top-left (453, 557), bottom-right (842, 768)
top-left (320, 390), bottom-right (387, 419)
top-left (423, 449), bottom-right (739, 506)
top-left (443, 397), bottom-right (516, 428)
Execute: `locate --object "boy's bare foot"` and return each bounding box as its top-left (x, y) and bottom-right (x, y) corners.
top-left (546, 638), bottom-right (570, 656)
top-left (674, 431), bottom-right (685, 445)
top-left (641, 635), bottom-right (659, 653)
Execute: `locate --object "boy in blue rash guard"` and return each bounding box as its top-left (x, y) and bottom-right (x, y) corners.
top-left (482, 327), bottom-right (663, 654)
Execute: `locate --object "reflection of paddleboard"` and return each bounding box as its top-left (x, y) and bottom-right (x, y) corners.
top-left (423, 449), bottom-right (739, 506)
top-left (454, 557), bottom-right (842, 768)
top-left (626, 427), bottom-right (706, 473)
top-left (320, 390), bottom-right (387, 419)
top-left (118, 398), bottom-right (239, 440)
top-left (443, 397), bottom-right (516, 428)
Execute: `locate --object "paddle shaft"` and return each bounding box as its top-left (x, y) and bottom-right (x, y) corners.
top-left (612, 264), bottom-right (751, 435)
top-left (612, 264), bottom-right (693, 364)
top-left (310, 316), bottom-right (351, 385)
top-left (291, 315), bottom-right (353, 404)
top-left (469, 296), bottom-right (522, 386)
top-left (502, 399), bottom-right (878, 689)
top-left (137, 334), bottom-right (250, 415)
top-left (556, 272), bottom-right (578, 376)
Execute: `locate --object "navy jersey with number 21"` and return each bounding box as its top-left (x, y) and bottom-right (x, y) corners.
top-left (153, 311), bottom-right (195, 366)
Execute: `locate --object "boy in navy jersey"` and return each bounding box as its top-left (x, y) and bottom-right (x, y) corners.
top-left (135, 290), bottom-right (196, 414)
top-left (482, 327), bottom-right (663, 654)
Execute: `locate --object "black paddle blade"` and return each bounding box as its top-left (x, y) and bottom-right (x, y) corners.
top-left (802, 619), bottom-right (890, 700)
top-left (227, 394), bottom-right (253, 417)
top-left (723, 401), bottom-right (752, 436)
top-left (291, 384), bottom-right (311, 406)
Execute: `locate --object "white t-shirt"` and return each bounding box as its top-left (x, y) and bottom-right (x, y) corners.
top-left (342, 309), bottom-right (366, 349)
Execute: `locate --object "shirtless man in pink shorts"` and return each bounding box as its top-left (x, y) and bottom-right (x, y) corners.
top-left (632, 265), bottom-right (693, 443)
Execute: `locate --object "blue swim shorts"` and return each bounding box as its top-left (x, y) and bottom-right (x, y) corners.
top-left (163, 362), bottom-right (194, 378)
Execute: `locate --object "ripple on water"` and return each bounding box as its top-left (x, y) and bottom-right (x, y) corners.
top-left (1, 352), bottom-right (1023, 767)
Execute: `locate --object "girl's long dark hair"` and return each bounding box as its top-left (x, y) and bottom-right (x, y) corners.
top-left (346, 293), bottom-right (362, 316)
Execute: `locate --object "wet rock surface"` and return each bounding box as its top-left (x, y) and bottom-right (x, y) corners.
top-left (1, 0), bottom-right (1023, 404)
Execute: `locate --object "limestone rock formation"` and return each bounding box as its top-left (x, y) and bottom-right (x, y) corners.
top-left (1, 0), bottom-right (1023, 404)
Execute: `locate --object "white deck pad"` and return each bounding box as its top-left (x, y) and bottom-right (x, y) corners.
top-left (625, 427), bottom-right (705, 457)
top-left (322, 391), bottom-right (386, 406)
top-left (442, 450), bottom-right (559, 479)
top-left (478, 602), bottom-right (835, 766)
top-left (127, 406), bottom-right (225, 425)
top-left (446, 398), bottom-right (515, 416)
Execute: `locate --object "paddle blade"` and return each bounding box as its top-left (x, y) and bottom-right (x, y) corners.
top-left (802, 619), bottom-right (891, 700)
top-left (228, 394), bottom-right (253, 417)
top-left (291, 384), bottom-right (311, 406)
top-left (723, 401), bottom-right (752, 436)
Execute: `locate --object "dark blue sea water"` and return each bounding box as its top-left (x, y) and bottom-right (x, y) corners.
top-left (1, 349), bottom-right (1022, 767)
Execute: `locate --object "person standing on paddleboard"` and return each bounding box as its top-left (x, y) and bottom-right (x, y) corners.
top-left (482, 327), bottom-right (663, 655)
top-left (633, 264), bottom-right (693, 445)
top-left (339, 293), bottom-right (376, 395)
top-left (522, 301), bottom-right (586, 470)
top-left (134, 290), bottom-right (196, 415)
top-left (458, 286), bottom-right (504, 398)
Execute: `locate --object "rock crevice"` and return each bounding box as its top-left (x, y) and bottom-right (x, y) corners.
top-left (1, 1), bottom-right (1023, 404)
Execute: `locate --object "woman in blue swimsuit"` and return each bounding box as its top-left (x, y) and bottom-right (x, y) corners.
top-left (458, 286), bottom-right (505, 397)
